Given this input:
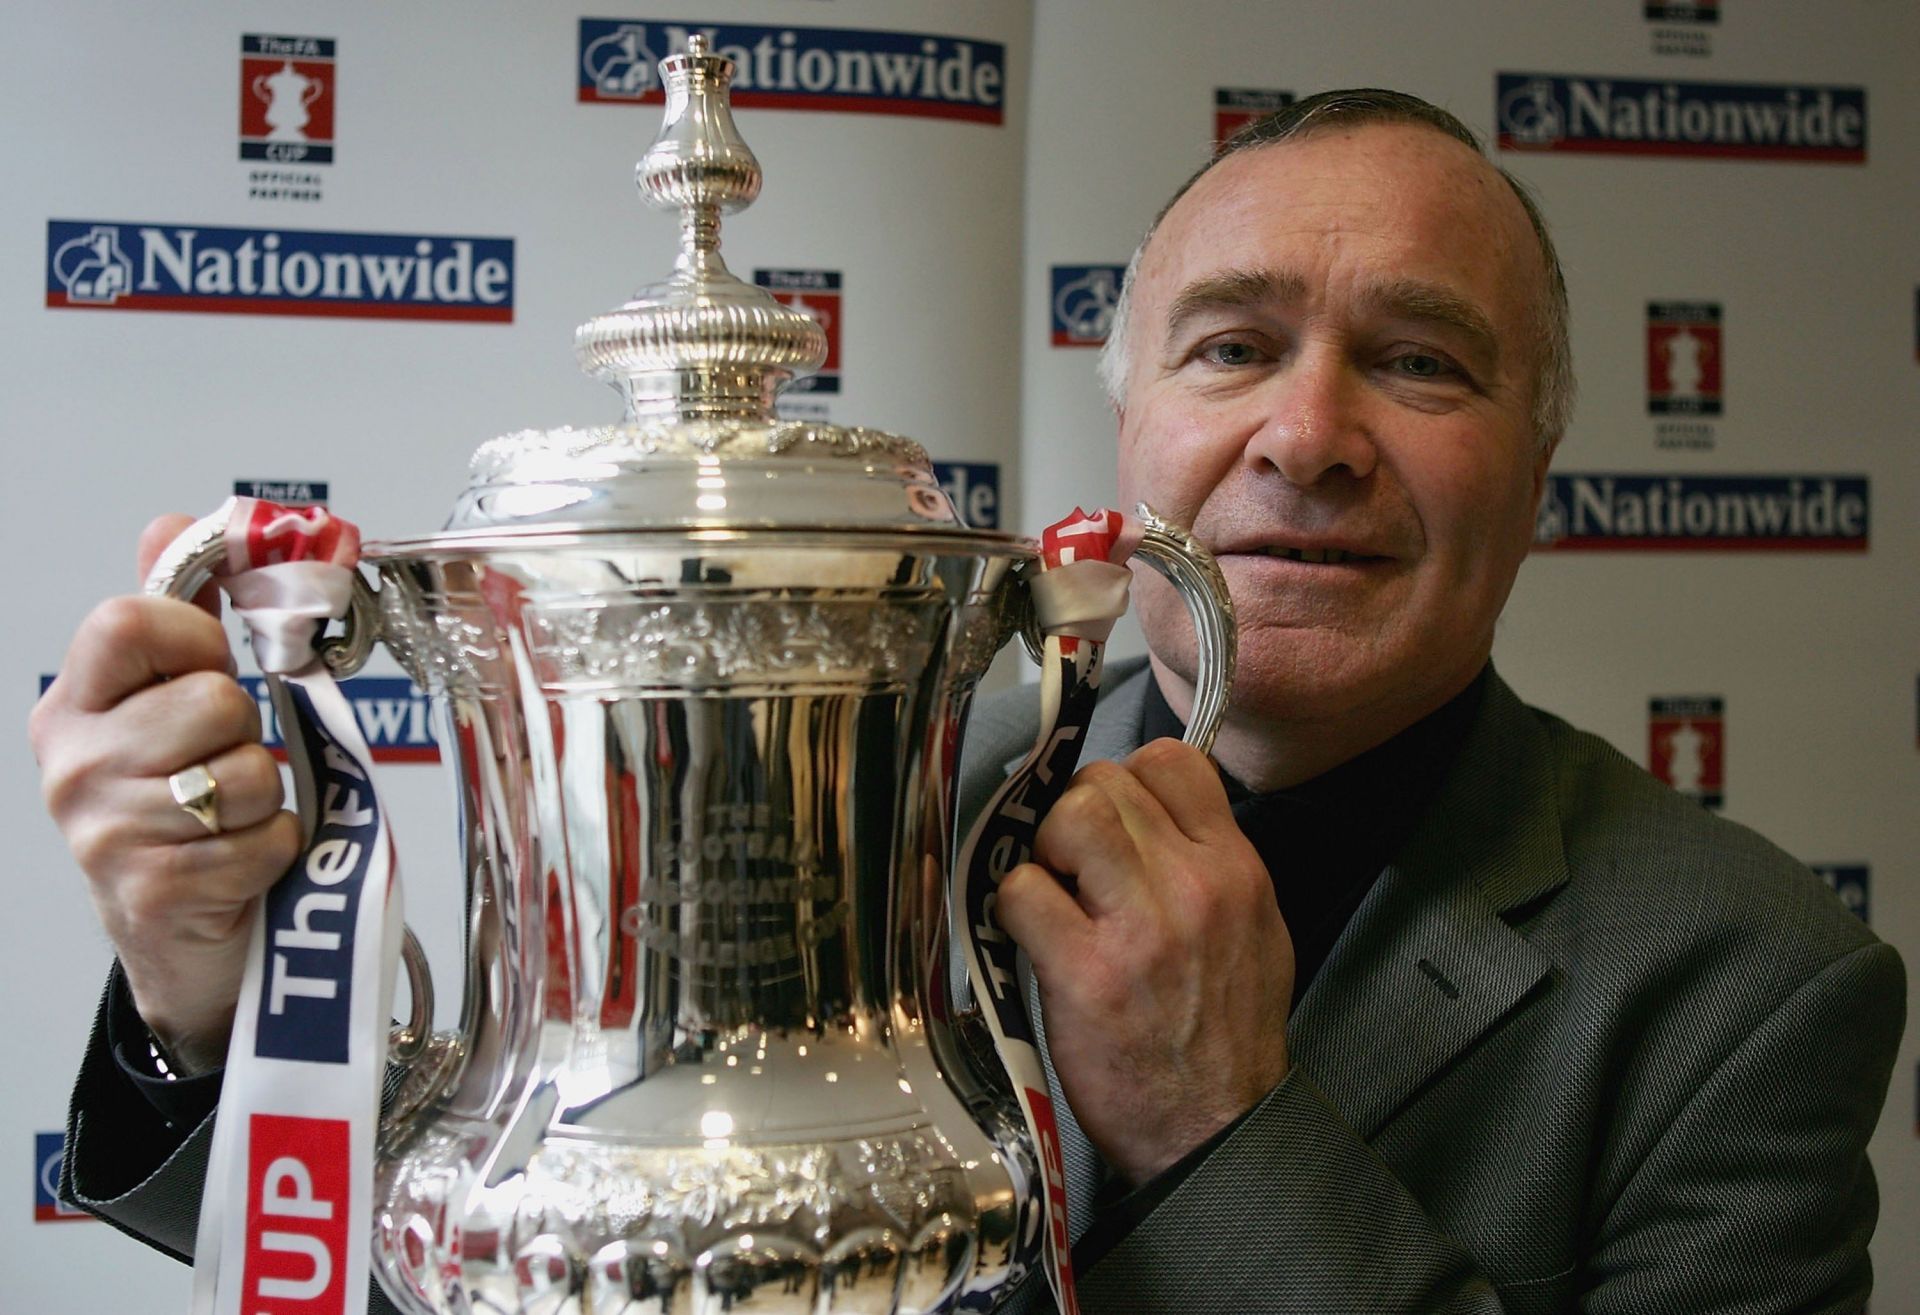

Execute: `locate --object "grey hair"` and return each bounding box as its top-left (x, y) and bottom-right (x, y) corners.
top-left (1096, 89), bottom-right (1574, 454)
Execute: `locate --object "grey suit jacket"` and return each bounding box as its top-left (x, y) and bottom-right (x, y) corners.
top-left (960, 660), bottom-right (1904, 1314)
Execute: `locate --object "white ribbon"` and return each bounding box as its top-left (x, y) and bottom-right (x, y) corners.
top-left (952, 507), bottom-right (1141, 1315)
top-left (182, 500), bottom-right (397, 1315)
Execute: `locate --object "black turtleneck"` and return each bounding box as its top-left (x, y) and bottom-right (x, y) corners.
top-left (1139, 663), bottom-right (1488, 1008)
top-left (1074, 662), bottom-right (1489, 1271)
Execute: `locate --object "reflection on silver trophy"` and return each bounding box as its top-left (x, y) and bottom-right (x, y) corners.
top-left (156, 36), bottom-right (1232, 1314)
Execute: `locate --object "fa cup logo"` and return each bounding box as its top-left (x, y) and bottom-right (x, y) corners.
top-left (253, 60), bottom-right (323, 142)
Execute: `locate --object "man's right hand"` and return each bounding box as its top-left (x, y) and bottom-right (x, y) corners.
top-left (27, 514), bottom-right (301, 1075)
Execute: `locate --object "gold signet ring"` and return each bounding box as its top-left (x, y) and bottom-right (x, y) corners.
top-left (168, 764), bottom-right (220, 835)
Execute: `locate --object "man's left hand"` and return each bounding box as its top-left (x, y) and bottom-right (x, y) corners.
top-left (995, 737), bottom-right (1296, 1187)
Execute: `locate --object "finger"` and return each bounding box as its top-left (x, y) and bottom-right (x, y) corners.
top-left (994, 861), bottom-right (1093, 983)
top-left (107, 806), bottom-right (303, 929)
top-left (138, 513), bottom-right (220, 618)
top-left (52, 596), bottom-right (234, 714)
top-left (80, 809), bottom-right (301, 928)
top-left (1031, 762), bottom-right (1161, 917)
top-left (96, 669), bottom-right (265, 778)
top-left (168, 810), bottom-right (304, 906)
top-left (149, 742), bottom-right (286, 842)
top-left (1123, 737), bottom-right (1238, 844)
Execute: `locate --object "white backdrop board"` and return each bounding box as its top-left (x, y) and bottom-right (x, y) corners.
top-left (6, 0), bottom-right (1918, 1309)
top-left (4, 2), bottom-right (1031, 1308)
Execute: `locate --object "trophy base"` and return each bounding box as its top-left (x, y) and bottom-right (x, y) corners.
top-left (374, 1114), bottom-right (1018, 1315)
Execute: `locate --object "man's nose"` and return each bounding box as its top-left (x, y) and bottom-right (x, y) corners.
top-left (1243, 350), bottom-right (1379, 486)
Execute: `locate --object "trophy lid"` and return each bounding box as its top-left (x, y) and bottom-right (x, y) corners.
top-left (418, 35), bottom-right (993, 544)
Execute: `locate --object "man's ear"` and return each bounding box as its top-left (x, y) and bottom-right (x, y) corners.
top-left (1529, 436), bottom-right (1559, 505)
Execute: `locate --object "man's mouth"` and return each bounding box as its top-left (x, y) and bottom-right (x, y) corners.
top-left (1242, 545), bottom-right (1381, 565)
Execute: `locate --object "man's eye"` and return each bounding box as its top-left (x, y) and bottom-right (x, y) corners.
top-left (1393, 353), bottom-right (1453, 379)
top-left (1200, 340), bottom-right (1264, 367)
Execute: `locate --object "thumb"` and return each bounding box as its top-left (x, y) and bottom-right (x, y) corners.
top-left (137, 513), bottom-right (220, 619)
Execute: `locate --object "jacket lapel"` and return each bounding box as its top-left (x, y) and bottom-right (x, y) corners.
top-left (1287, 674), bottom-right (1567, 1139)
top-left (1083, 658), bottom-right (1156, 764)
top-left (997, 661), bottom-right (1566, 1148)
top-left (997, 655), bottom-right (1156, 778)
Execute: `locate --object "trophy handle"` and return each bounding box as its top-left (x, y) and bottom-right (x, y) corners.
top-left (1015, 501), bottom-right (1236, 754)
top-left (143, 512), bottom-right (444, 1087)
top-left (390, 926), bottom-right (435, 1063)
top-left (143, 513), bottom-right (383, 678)
top-left (1127, 503), bottom-right (1237, 755)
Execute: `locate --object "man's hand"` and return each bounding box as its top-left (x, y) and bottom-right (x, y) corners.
top-left (28, 515), bottom-right (300, 1075)
top-left (996, 737), bottom-right (1295, 1187)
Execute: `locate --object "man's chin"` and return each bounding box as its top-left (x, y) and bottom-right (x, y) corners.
top-left (1149, 628), bottom-right (1408, 728)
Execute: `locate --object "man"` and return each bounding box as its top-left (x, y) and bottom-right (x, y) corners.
top-left (30, 90), bottom-right (1904, 1312)
top-left (966, 91), bottom-right (1900, 1311)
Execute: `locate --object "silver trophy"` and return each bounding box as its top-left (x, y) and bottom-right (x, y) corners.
top-left (155, 37), bottom-right (1233, 1315)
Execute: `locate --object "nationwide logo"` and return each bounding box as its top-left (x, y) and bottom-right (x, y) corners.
top-left (1809, 863), bottom-right (1870, 923)
top-left (35, 673), bottom-right (439, 763)
top-left (46, 220), bottom-right (514, 321)
top-left (235, 478), bottom-right (329, 507)
top-left (1648, 302), bottom-right (1722, 416)
top-left (1650, 696), bottom-right (1724, 809)
top-left (578, 20), bottom-right (1006, 124)
top-left (245, 676), bottom-right (438, 763)
top-left (932, 461), bottom-right (1000, 529)
top-left (240, 34), bottom-right (335, 165)
top-left (1534, 474), bottom-right (1868, 551)
top-left (755, 269), bottom-right (840, 394)
top-left (1214, 88), bottom-right (1294, 150)
top-left (1051, 265), bottom-right (1125, 347)
top-left (34, 1132), bottom-right (89, 1223)
top-left (1496, 74), bottom-right (1866, 163)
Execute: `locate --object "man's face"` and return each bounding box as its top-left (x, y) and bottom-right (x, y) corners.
top-left (1118, 122), bottom-right (1553, 737)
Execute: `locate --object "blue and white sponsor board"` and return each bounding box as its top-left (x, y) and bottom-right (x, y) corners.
top-left (932, 461), bottom-right (1000, 530)
top-left (246, 676), bottom-right (439, 763)
top-left (1050, 265), bottom-right (1124, 347)
top-left (33, 1132), bottom-right (87, 1223)
top-left (1497, 74), bottom-right (1865, 162)
top-left (1534, 474), bottom-right (1869, 551)
top-left (1810, 864), bottom-right (1870, 924)
top-left (46, 221), bottom-right (514, 322)
top-left (579, 19), bottom-right (1005, 123)
top-left (35, 675), bottom-right (438, 764)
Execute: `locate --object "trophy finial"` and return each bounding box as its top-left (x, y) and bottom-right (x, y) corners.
top-left (574, 36), bottom-right (827, 423)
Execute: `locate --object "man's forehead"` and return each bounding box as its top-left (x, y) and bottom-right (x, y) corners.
top-left (1161, 266), bottom-right (1502, 362)
top-left (1141, 123), bottom-right (1531, 294)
